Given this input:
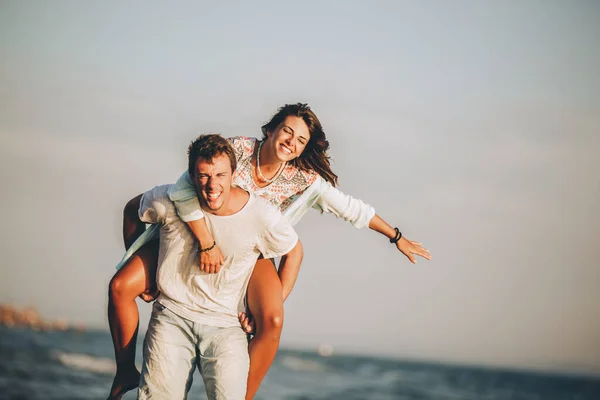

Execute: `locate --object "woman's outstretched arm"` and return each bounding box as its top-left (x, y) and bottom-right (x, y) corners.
top-left (314, 179), bottom-right (431, 263)
top-left (368, 214), bottom-right (431, 263)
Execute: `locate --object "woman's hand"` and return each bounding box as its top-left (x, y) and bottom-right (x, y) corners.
top-left (238, 311), bottom-right (255, 334)
top-left (396, 236), bottom-right (431, 264)
top-left (199, 245), bottom-right (225, 274)
top-left (186, 218), bottom-right (225, 273)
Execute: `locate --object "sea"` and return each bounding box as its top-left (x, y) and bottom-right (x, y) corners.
top-left (1, 325), bottom-right (599, 400)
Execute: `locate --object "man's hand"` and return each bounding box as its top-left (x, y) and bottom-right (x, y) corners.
top-left (199, 245), bottom-right (225, 273)
top-left (138, 288), bottom-right (160, 303)
top-left (238, 311), bottom-right (255, 334)
top-left (396, 236), bottom-right (431, 264)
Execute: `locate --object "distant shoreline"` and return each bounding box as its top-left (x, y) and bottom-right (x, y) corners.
top-left (0, 303), bottom-right (86, 332)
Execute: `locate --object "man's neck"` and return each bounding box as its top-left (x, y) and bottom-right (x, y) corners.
top-left (204, 187), bottom-right (250, 217)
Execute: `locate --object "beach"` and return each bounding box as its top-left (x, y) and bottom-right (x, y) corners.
top-left (1, 325), bottom-right (599, 400)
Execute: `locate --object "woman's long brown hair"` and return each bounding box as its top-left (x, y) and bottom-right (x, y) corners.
top-left (261, 103), bottom-right (338, 187)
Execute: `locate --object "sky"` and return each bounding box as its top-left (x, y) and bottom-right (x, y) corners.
top-left (1, 1), bottom-right (599, 376)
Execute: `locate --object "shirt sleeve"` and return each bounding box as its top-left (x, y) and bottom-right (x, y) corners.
top-left (256, 209), bottom-right (299, 260)
top-left (139, 185), bottom-right (171, 225)
top-left (167, 171), bottom-right (205, 222)
top-left (312, 178), bottom-right (376, 229)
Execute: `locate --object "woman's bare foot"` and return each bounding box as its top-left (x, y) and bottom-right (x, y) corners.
top-left (107, 365), bottom-right (140, 400)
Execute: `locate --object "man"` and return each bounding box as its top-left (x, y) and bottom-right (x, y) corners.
top-left (123, 134), bottom-right (302, 399)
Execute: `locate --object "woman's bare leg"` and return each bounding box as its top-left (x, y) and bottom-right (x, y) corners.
top-left (107, 240), bottom-right (158, 400)
top-left (245, 258), bottom-right (284, 400)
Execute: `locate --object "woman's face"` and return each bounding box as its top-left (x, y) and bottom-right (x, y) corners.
top-left (266, 116), bottom-right (311, 162)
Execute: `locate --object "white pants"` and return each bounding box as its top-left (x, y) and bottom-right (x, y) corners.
top-left (138, 302), bottom-right (249, 400)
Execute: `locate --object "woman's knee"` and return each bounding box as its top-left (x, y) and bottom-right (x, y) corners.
top-left (109, 246), bottom-right (156, 301)
top-left (109, 272), bottom-right (140, 301)
top-left (266, 312), bottom-right (283, 332)
top-left (256, 309), bottom-right (284, 337)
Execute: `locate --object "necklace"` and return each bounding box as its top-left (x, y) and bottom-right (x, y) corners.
top-left (256, 140), bottom-right (286, 184)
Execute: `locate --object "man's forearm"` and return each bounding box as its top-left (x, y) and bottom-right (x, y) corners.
top-left (123, 194), bottom-right (145, 249)
top-left (278, 240), bottom-right (304, 302)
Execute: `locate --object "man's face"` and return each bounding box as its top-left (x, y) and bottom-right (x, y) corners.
top-left (193, 154), bottom-right (233, 215)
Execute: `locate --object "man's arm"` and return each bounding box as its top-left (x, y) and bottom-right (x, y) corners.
top-left (277, 239), bottom-right (304, 302)
top-left (255, 204), bottom-right (301, 300)
top-left (123, 194), bottom-right (145, 250)
top-left (239, 222), bottom-right (302, 334)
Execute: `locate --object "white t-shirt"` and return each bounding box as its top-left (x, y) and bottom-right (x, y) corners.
top-left (138, 185), bottom-right (298, 327)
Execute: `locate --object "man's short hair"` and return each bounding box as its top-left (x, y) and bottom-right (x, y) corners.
top-left (188, 134), bottom-right (237, 176)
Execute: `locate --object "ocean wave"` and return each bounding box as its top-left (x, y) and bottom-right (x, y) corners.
top-left (279, 355), bottom-right (326, 372)
top-left (53, 351), bottom-right (116, 375)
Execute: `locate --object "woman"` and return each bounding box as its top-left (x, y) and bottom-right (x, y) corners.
top-left (108, 103), bottom-right (431, 399)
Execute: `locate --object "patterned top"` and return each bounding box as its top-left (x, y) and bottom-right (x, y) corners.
top-left (228, 136), bottom-right (318, 214)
